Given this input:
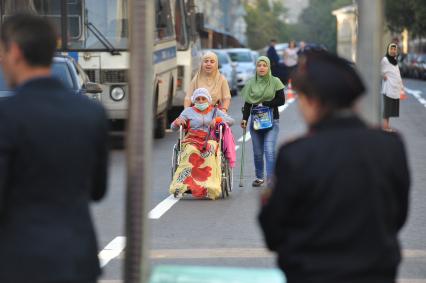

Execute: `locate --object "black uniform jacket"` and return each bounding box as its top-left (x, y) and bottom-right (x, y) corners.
top-left (259, 115), bottom-right (410, 283)
top-left (0, 77), bottom-right (108, 282)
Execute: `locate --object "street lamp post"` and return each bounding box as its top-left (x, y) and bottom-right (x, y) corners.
top-left (356, 0), bottom-right (384, 125)
top-left (125, 1), bottom-right (154, 283)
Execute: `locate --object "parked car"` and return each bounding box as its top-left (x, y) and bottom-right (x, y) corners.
top-left (399, 53), bottom-right (418, 78)
top-left (412, 54), bottom-right (426, 80)
top-left (225, 48), bottom-right (256, 88)
top-left (0, 68), bottom-right (13, 99)
top-left (210, 49), bottom-right (238, 96)
top-left (0, 55), bottom-right (102, 101)
top-left (251, 50), bottom-right (260, 62)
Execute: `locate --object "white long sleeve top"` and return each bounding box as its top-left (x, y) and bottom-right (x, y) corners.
top-left (381, 57), bottom-right (403, 99)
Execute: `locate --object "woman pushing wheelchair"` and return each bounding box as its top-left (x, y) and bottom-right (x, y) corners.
top-left (170, 88), bottom-right (235, 199)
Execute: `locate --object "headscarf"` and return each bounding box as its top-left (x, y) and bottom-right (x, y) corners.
top-left (385, 43), bottom-right (398, 66)
top-left (241, 56), bottom-right (284, 104)
top-left (190, 51), bottom-right (226, 104)
top-left (191, 88), bottom-right (212, 104)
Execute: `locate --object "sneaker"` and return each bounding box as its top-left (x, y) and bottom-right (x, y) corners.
top-left (252, 179), bottom-right (264, 187)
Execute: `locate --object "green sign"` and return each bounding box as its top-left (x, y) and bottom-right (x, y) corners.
top-left (149, 265), bottom-right (286, 283)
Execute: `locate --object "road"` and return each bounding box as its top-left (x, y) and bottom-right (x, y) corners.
top-left (93, 78), bottom-right (426, 282)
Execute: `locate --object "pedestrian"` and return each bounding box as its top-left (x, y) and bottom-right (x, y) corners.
top-left (267, 38), bottom-right (280, 76)
top-left (283, 40), bottom-right (298, 83)
top-left (259, 50), bottom-right (410, 283)
top-left (297, 40), bottom-right (306, 55)
top-left (184, 51), bottom-right (231, 113)
top-left (0, 14), bottom-right (109, 283)
top-left (382, 42), bottom-right (404, 131)
top-left (240, 56), bottom-right (285, 187)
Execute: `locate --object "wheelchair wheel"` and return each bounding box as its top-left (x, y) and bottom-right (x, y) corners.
top-left (171, 144), bottom-right (179, 180)
top-left (228, 166), bottom-right (233, 192)
top-left (221, 177), bottom-right (226, 199)
top-left (220, 154), bottom-right (231, 199)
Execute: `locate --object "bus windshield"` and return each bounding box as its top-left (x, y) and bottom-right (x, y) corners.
top-left (0, 0), bottom-right (128, 51)
top-left (70, 0), bottom-right (128, 50)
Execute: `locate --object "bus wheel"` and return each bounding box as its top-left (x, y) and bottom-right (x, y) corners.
top-left (154, 112), bottom-right (167, 139)
top-left (153, 85), bottom-right (166, 139)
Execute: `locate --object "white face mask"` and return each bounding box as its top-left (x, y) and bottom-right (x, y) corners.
top-left (195, 102), bottom-right (209, 111)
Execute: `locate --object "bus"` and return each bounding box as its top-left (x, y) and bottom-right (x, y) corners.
top-left (0, 0), bottom-right (201, 138)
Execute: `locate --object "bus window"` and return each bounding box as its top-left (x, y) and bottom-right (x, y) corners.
top-left (0, 0), bottom-right (128, 51)
top-left (174, 0), bottom-right (189, 50)
top-left (1, 0), bottom-right (37, 14)
top-left (0, 0), bottom-right (83, 49)
top-left (155, 0), bottom-right (175, 41)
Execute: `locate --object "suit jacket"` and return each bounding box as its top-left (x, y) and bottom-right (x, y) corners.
top-left (0, 77), bottom-right (108, 282)
top-left (267, 45), bottom-right (280, 67)
top-left (259, 115), bottom-right (410, 283)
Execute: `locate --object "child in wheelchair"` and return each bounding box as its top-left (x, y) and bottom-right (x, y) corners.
top-left (170, 88), bottom-right (234, 199)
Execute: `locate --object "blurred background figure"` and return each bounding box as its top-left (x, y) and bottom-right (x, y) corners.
top-left (0, 14), bottom-right (108, 283)
top-left (259, 50), bottom-right (410, 283)
top-left (267, 38), bottom-right (280, 77)
top-left (297, 40), bottom-right (306, 55)
top-left (382, 42), bottom-right (405, 131)
top-left (283, 40), bottom-right (298, 84)
top-left (184, 51), bottom-right (231, 113)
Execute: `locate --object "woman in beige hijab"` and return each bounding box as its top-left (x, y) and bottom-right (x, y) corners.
top-left (184, 51), bottom-right (231, 112)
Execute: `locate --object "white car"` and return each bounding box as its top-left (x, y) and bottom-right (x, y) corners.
top-left (209, 49), bottom-right (238, 96)
top-left (225, 48), bottom-right (256, 88)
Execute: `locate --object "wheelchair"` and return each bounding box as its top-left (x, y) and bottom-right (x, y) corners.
top-left (171, 125), bottom-right (233, 199)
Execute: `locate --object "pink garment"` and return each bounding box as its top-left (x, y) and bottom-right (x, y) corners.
top-left (221, 123), bottom-right (236, 168)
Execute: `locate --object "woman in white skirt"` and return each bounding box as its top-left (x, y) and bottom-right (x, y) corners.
top-left (381, 42), bottom-right (404, 131)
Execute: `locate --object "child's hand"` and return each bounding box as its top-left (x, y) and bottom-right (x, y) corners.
top-left (174, 117), bottom-right (186, 127)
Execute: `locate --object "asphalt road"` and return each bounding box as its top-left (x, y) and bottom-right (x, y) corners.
top-left (93, 78), bottom-right (426, 282)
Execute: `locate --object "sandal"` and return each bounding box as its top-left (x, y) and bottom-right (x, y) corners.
top-left (252, 179), bottom-right (264, 187)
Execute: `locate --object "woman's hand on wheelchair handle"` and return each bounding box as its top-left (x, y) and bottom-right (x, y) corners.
top-left (241, 120), bottom-right (247, 129)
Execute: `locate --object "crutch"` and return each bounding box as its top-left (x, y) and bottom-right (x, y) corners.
top-left (239, 126), bottom-right (247, 187)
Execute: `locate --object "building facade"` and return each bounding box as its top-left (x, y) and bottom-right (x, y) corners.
top-left (194, 0), bottom-right (247, 47)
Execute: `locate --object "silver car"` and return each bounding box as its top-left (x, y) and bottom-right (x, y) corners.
top-left (210, 49), bottom-right (238, 96)
top-left (225, 48), bottom-right (256, 88)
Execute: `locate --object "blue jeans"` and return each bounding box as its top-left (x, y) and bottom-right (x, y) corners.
top-left (249, 119), bottom-right (279, 180)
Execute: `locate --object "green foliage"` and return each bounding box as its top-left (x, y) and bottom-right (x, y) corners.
top-left (384, 0), bottom-right (426, 37)
top-left (296, 0), bottom-right (349, 53)
top-left (244, 0), bottom-right (288, 50)
top-left (332, 0), bottom-right (353, 10)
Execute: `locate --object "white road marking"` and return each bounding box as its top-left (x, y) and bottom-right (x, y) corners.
top-left (279, 97), bottom-right (296, 113)
top-left (237, 131), bottom-right (251, 142)
top-left (148, 195), bottom-right (180, 219)
top-left (405, 87), bottom-right (426, 108)
top-left (98, 236), bottom-right (126, 268)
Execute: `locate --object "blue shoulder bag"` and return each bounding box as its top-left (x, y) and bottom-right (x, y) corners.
top-left (251, 105), bottom-right (273, 130)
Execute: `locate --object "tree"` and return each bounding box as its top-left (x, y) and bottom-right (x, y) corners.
top-left (293, 0), bottom-right (352, 53)
top-left (385, 0), bottom-right (426, 37)
top-left (244, 0), bottom-right (288, 50)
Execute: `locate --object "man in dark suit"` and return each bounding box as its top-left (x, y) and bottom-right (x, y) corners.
top-left (0, 14), bottom-right (108, 283)
top-left (266, 39), bottom-right (280, 77)
top-left (259, 51), bottom-right (410, 283)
